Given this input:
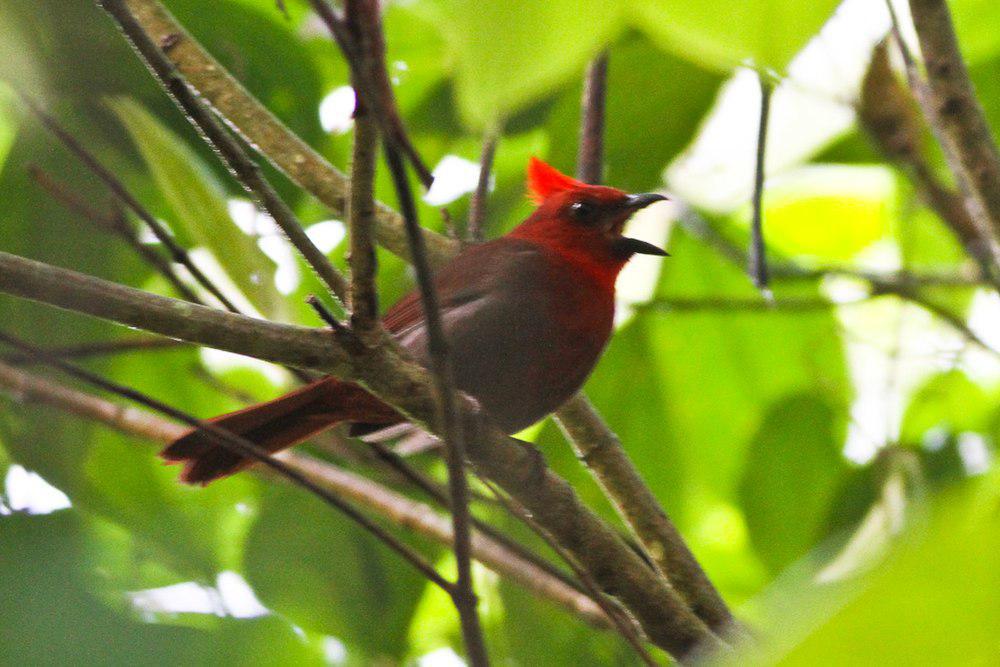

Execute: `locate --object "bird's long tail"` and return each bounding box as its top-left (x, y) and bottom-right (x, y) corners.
top-left (160, 377), bottom-right (401, 485)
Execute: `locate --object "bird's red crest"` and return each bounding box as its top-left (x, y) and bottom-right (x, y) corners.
top-left (526, 157), bottom-right (586, 204)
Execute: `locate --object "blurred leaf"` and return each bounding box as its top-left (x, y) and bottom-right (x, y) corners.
top-left (757, 166), bottom-right (894, 262)
top-left (738, 393), bottom-right (849, 572)
top-left (0, 511), bottom-right (323, 665)
top-left (632, 0), bottom-right (839, 73)
top-left (244, 484), bottom-right (436, 661)
top-left (544, 34), bottom-right (723, 192)
top-left (107, 96), bottom-right (282, 318)
top-left (901, 371), bottom-right (991, 444)
top-left (742, 473), bottom-right (1000, 665)
top-left (951, 0), bottom-right (1000, 65)
top-left (435, 0), bottom-right (624, 127)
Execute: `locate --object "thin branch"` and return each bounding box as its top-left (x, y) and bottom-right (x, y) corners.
top-left (557, 54), bottom-right (737, 638)
top-left (576, 52), bottom-right (608, 184)
top-left (0, 248), bottom-right (721, 658)
top-left (0, 331), bottom-right (449, 590)
top-left (98, 0), bottom-right (348, 304)
top-left (18, 93), bottom-right (240, 312)
top-left (383, 141), bottom-right (488, 665)
top-left (467, 129), bottom-right (498, 242)
top-left (28, 165), bottom-right (204, 305)
top-left (306, 0), bottom-right (434, 188)
top-left (344, 9), bottom-right (381, 339)
top-left (481, 478), bottom-right (659, 666)
top-left (749, 72), bottom-right (773, 293)
top-left (1, 336), bottom-right (184, 365)
top-left (903, 0), bottom-right (1000, 262)
top-left (119, 0), bottom-right (458, 265)
top-left (0, 360), bottom-right (611, 629)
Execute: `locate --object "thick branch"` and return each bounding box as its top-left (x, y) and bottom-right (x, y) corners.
top-left (0, 249), bottom-right (720, 658)
top-left (119, 0), bottom-right (458, 266)
top-left (0, 360), bottom-right (608, 628)
top-left (907, 0), bottom-right (1000, 253)
top-left (347, 101), bottom-right (380, 337)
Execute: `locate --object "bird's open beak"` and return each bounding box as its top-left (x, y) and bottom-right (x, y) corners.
top-left (615, 192), bottom-right (669, 256)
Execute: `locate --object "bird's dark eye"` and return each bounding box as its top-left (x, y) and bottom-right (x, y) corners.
top-left (569, 201), bottom-right (596, 222)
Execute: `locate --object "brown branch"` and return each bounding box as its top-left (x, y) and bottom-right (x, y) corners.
top-left (904, 0), bottom-right (1000, 262)
top-left (749, 72), bottom-right (773, 293)
top-left (467, 129), bottom-right (498, 242)
top-left (0, 249), bottom-right (721, 657)
top-left (28, 166), bottom-right (204, 305)
top-left (558, 54), bottom-right (736, 638)
top-left (0, 331), bottom-right (449, 590)
top-left (1, 336), bottom-right (184, 365)
top-left (0, 359), bottom-right (611, 629)
top-left (119, 0), bottom-right (458, 266)
top-left (344, 8), bottom-right (381, 339)
top-left (383, 141), bottom-right (489, 665)
top-left (576, 53), bottom-right (608, 184)
top-left (98, 0), bottom-right (349, 303)
top-left (481, 478), bottom-right (659, 666)
top-left (18, 93), bottom-right (240, 312)
top-left (306, 0), bottom-right (434, 188)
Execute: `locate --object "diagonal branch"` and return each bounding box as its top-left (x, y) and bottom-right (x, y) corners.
top-left (903, 0), bottom-right (1000, 262)
top-left (556, 53), bottom-right (736, 638)
top-left (99, 0), bottom-right (348, 303)
top-left (0, 359), bottom-right (609, 629)
top-left (119, 0), bottom-right (458, 265)
top-left (0, 248), bottom-right (722, 659)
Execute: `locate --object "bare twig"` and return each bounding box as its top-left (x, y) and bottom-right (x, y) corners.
top-left (1, 336), bottom-right (184, 365)
top-left (98, 0), bottom-right (348, 303)
top-left (576, 53), bottom-right (608, 184)
top-left (749, 71), bottom-right (773, 293)
top-left (0, 248), bottom-right (721, 658)
top-left (383, 141), bottom-right (488, 665)
top-left (0, 360), bottom-right (610, 628)
top-left (481, 478), bottom-right (659, 666)
top-left (0, 330), bottom-right (449, 590)
top-left (120, 0), bottom-right (457, 265)
top-left (18, 93), bottom-right (240, 312)
top-left (557, 54), bottom-right (736, 638)
top-left (344, 8), bottom-right (381, 339)
top-left (903, 0), bottom-right (1000, 262)
top-left (28, 165), bottom-right (204, 305)
top-left (307, 0), bottom-right (434, 188)
top-left (467, 129), bottom-right (498, 242)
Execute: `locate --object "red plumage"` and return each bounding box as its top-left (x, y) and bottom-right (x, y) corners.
top-left (162, 159), bottom-right (667, 484)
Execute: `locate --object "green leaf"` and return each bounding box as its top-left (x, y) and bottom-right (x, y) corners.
top-left (900, 371), bottom-right (992, 444)
top-left (107, 96), bottom-right (282, 318)
top-left (631, 0), bottom-right (840, 73)
top-left (738, 393), bottom-right (849, 572)
top-left (951, 0), bottom-right (1000, 65)
top-left (244, 484), bottom-right (437, 660)
top-left (435, 0), bottom-right (624, 127)
top-left (543, 34), bottom-right (723, 192)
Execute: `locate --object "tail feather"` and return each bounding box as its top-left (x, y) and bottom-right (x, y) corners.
top-left (161, 377), bottom-right (400, 484)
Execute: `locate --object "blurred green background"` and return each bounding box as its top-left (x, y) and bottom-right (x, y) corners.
top-left (0, 0), bottom-right (998, 664)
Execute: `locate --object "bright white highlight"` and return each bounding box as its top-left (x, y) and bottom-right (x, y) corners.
top-left (319, 86), bottom-right (357, 134)
top-left (424, 155), bottom-right (484, 206)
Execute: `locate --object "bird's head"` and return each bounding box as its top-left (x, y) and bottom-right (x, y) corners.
top-left (509, 157), bottom-right (668, 281)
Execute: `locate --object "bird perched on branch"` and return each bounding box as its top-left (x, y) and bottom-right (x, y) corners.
top-left (163, 158), bottom-right (668, 483)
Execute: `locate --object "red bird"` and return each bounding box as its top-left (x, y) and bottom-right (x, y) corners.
top-left (163, 158), bottom-right (667, 483)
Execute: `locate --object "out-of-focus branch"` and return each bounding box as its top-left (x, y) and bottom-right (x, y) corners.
top-left (904, 0), bottom-right (1000, 262)
top-left (557, 54), bottom-right (736, 639)
top-left (0, 332), bottom-right (449, 590)
top-left (467, 129), bottom-right (498, 242)
top-left (0, 336), bottom-right (184, 365)
top-left (119, 0), bottom-right (458, 265)
top-left (0, 359), bottom-right (609, 629)
top-left (861, 40), bottom-right (996, 277)
top-left (99, 0), bottom-right (348, 303)
top-left (749, 72), bottom-right (772, 293)
top-left (19, 94), bottom-right (239, 312)
top-left (0, 248), bottom-right (721, 658)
